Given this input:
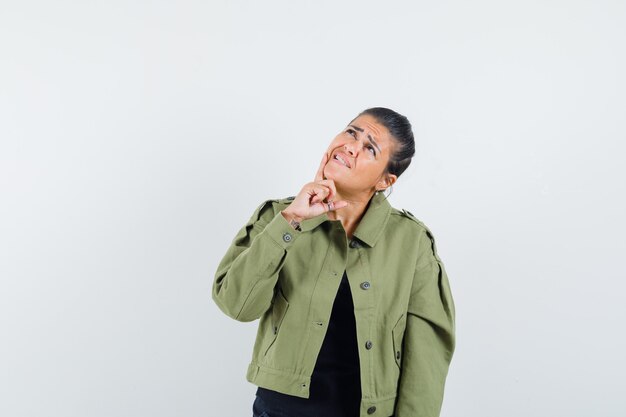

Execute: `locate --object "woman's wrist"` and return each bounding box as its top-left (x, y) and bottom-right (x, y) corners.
top-left (281, 210), bottom-right (303, 231)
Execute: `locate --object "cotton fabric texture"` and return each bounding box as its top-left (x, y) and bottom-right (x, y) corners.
top-left (212, 191), bottom-right (456, 417)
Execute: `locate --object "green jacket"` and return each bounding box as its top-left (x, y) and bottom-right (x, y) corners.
top-left (212, 191), bottom-right (456, 417)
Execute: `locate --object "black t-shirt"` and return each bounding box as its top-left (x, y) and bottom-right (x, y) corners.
top-left (256, 270), bottom-right (361, 417)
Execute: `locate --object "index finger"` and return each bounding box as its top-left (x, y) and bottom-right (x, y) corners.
top-left (314, 152), bottom-right (329, 182)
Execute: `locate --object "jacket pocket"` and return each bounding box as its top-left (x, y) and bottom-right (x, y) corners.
top-left (391, 313), bottom-right (406, 369)
top-left (263, 287), bottom-right (289, 357)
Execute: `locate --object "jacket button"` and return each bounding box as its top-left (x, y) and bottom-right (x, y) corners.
top-left (365, 340), bottom-right (373, 349)
top-left (396, 351), bottom-right (401, 359)
top-left (274, 326), bottom-right (278, 334)
top-left (282, 232), bottom-right (292, 242)
top-left (367, 406), bottom-right (376, 414)
top-left (360, 281), bottom-right (371, 290)
top-left (349, 239), bottom-right (360, 248)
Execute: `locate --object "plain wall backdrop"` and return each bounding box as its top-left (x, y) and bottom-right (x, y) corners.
top-left (1, 0), bottom-right (625, 416)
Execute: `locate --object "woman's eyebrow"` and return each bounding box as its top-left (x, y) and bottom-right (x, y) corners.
top-left (349, 125), bottom-right (381, 153)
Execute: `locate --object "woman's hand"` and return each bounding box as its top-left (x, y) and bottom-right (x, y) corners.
top-left (281, 152), bottom-right (349, 223)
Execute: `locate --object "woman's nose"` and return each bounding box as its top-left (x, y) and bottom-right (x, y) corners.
top-left (343, 142), bottom-right (357, 155)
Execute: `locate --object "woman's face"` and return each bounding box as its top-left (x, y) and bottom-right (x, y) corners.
top-left (323, 114), bottom-right (398, 196)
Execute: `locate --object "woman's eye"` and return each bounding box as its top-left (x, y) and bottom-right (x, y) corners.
top-left (345, 128), bottom-right (375, 155)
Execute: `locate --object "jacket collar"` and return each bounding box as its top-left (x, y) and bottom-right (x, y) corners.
top-left (299, 191), bottom-right (392, 248)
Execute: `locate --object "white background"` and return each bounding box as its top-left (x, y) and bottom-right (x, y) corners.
top-left (1, 1), bottom-right (625, 416)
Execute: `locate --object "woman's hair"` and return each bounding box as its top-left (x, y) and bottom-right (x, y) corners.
top-left (353, 107), bottom-right (415, 180)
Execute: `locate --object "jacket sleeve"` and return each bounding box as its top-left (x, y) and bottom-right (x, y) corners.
top-left (211, 199), bottom-right (303, 322)
top-left (394, 227), bottom-right (456, 417)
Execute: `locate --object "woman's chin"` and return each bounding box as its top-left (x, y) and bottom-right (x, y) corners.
top-left (325, 163), bottom-right (350, 178)
top-left (323, 170), bottom-right (344, 182)
top-left (323, 173), bottom-right (351, 190)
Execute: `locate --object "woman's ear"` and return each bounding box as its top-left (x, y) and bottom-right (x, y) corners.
top-left (377, 173), bottom-right (397, 190)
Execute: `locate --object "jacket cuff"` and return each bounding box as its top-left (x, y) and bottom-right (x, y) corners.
top-left (262, 210), bottom-right (303, 250)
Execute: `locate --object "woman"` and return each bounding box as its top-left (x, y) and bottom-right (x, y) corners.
top-left (212, 107), bottom-right (456, 417)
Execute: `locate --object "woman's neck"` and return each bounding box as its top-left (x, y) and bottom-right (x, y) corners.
top-left (327, 190), bottom-right (375, 239)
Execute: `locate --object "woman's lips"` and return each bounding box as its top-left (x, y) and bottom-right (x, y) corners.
top-left (332, 153), bottom-right (351, 168)
top-left (331, 157), bottom-right (349, 168)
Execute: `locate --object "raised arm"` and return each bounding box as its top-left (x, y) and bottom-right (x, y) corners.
top-left (213, 153), bottom-right (349, 322)
top-left (211, 199), bottom-right (303, 322)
